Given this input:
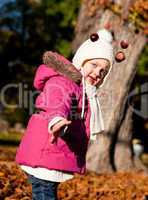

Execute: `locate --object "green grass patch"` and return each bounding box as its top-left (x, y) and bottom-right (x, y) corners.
top-left (0, 131), bottom-right (23, 145)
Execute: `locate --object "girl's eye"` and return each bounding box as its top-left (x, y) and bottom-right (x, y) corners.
top-left (91, 63), bottom-right (97, 67)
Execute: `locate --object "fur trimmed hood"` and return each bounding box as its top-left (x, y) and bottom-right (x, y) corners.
top-left (33, 51), bottom-right (82, 91)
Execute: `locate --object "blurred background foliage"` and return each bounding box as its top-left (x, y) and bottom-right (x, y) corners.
top-left (137, 44), bottom-right (148, 76)
top-left (0, 0), bottom-right (80, 125)
top-left (0, 0), bottom-right (147, 126)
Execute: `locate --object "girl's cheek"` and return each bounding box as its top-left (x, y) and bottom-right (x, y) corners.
top-left (85, 68), bottom-right (93, 77)
top-left (83, 70), bottom-right (90, 78)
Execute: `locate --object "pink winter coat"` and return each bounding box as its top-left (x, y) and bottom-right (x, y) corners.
top-left (15, 58), bottom-right (91, 175)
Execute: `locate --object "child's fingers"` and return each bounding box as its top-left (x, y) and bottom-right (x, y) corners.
top-left (51, 119), bottom-right (71, 134)
top-left (50, 134), bottom-right (57, 144)
top-left (58, 119), bottom-right (71, 127)
top-left (50, 135), bottom-right (54, 143)
top-left (49, 119), bottom-right (71, 144)
top-left (65, 120), bottom-right (72, 125)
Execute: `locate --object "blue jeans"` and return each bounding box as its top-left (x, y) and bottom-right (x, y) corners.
top-left (27, 174), bottom-right (60, 200)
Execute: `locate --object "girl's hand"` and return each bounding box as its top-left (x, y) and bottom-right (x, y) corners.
top-left (49, 119), bottom-right (71, 144)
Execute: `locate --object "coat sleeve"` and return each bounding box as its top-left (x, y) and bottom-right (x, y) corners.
top-left (38, 77), bottom-right (73, 124)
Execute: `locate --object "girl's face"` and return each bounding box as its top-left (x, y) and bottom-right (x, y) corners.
top-left (82, 58), bottom-right (110, 87)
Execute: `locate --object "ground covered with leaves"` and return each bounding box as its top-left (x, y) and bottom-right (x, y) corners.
top-left (0, 146), bottom-right (148, 200)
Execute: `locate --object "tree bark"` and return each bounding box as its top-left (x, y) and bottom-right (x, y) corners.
top-left (114, 104), bottom-right (134, 171)
top-left (72, 1), bottom-right (147, 173)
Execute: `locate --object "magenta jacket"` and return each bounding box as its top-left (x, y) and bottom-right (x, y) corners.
top-left (15, 59), bottom-right (91, 174)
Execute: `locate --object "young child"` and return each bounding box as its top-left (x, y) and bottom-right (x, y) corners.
top-left (15, 28), bottom-right (113, 200)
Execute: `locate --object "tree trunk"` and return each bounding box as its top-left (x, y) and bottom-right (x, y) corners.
top-left (72, 0), bottom-right (147, 173)
top-left (114, 104), bottom-right (135, 171)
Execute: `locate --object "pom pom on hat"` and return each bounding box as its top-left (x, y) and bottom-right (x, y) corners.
top-left (97, 29), bottom-right (113, 43)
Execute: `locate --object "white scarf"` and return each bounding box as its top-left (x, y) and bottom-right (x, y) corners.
top-left (81, 75), bottom-right (105, 141)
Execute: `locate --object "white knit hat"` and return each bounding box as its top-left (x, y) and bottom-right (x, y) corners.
top-left (72, 29), bottom-right (114, 88)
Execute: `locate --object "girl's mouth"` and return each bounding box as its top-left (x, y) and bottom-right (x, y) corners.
top-left (88, 75), bottom-right (97, 81)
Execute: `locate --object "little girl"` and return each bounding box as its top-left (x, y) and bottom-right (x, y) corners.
top-left (15, 29), bottom-right (114, 200)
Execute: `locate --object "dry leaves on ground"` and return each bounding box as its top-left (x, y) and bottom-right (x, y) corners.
top-left (0, 162), bottom-right (148, 200)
